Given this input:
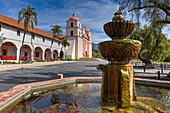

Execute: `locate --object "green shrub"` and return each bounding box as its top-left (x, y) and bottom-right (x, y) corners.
top-left (25, 59), bottom-right (34, 64)
top-left (61, 59), bottom-right (67, 61)
top-left (3, 61), bottom-right (18, 64)
top-left (51, 58), bottom-right (54, 61)
top-left (36, 58), bottom-right (46, 62)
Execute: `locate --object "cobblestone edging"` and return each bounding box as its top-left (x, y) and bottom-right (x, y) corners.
top-left (0, 77), bottom-right (170, 112)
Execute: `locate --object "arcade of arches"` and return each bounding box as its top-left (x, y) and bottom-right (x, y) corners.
top-left (0, 42), bottom-right (64, 62)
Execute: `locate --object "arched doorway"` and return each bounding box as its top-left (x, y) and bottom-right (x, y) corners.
top-left (20, 45), bottom-right (31, 60)
top-left (45, 48), bottom-right (51, 61)
top-left (0, 42), bottom-right (17, 60)
top-left (34, 47), bottom-right (43, 60)
top-left (60, 51), bottom-right (64, 60)
top-left (53, 50), bottom-right (58, 60)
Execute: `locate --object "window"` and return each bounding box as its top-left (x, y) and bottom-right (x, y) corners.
top-left (0, 25), bottom-right (1, 31)
top-left (58, 42), bottom-right (60, 46)
top-left (71, 31), bottom-right (73, 36)
top-left (17, 30), bottom-right (20, 36)
top-left (79, 24), bottom-right (80, 28)
top-left (79, 32), bottom-right (80, 36)
top-left (32, 34), bottom-right (35, 39)
top-left (71, 22), bottom-right (73, 27)
top-left (43, 38), bottom-right (45, 42)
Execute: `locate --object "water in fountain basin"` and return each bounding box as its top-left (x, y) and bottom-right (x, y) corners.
top-left (9, 83), bottom-right (170, 113)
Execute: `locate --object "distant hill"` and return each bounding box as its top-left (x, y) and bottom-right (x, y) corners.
top-left (92, 43), bottom-right (98, 49)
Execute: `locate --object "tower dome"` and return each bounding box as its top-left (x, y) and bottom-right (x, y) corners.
top-left (84, 26), bottom-right (90, 32)
top-left (69, 13), bottom-right (79, 21)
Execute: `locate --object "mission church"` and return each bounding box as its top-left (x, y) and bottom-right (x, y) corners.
top-left (0, 13), bottom-right (92, 62)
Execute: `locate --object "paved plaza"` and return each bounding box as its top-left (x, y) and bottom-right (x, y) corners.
top-left (0, 61), bottom-right (169, 93)
top-left (0, 61), bottom-right (107, 92)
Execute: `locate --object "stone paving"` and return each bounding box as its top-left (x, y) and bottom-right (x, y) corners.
top-left (0, 61), bottom-right (107, 92)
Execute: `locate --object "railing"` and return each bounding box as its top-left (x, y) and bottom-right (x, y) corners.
top-left (0, 55), bottom-right (16, 60)
top-left (34, 57), bottom-right (42, 60)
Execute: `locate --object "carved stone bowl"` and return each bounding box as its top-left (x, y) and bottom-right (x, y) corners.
top-left (98, 39), bottom-right (141, 64)
top-left (104, 20), bottom-right (135, 39)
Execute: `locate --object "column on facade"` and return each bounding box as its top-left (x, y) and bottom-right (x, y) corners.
top-left (16, 49), bottom-right (20, 62)
top-left (51, 49), bottom-right (53, 59)
top-left (42, 49), bottom-right (45, 60)
top-left (87, 42), bottom-right (90, 58)
top-left (31, 49), bottom-right (34, 61)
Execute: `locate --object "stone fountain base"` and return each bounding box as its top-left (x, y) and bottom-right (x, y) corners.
top-left (97, 63), bottom-right (136, 107)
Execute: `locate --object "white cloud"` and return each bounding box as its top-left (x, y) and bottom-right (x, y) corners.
top-left (91, 32), bottom-right (110, 43)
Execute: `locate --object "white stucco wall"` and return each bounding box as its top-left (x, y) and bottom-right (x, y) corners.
top-left (77, 37), bottom-right (83, 59)
top-left (0, 24), bottom-right (64, 62)
top-left (65, 37), bottom-right (76, 59)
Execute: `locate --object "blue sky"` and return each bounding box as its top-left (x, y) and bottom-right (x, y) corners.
top-left (0, 0), bottom-right (169, 43)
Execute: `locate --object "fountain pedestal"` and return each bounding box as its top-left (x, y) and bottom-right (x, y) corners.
top-left (98, 63), bottom-right (135, 107)
top-left (97, 10), bottom-right (141, 108)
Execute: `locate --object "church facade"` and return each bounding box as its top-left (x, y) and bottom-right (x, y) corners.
top-left (0, 13), bottom-right (92, 62)
top-left (65, 14), bottom-right (92, 59)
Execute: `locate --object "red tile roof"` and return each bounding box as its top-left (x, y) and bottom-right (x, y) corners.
top-left (0, 14), bottom-right (61, 42)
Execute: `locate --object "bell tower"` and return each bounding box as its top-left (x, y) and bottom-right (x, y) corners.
top-left (65, 14), bottom-right (83, 59)
top-left (66, 13), bottom-right (82, 37)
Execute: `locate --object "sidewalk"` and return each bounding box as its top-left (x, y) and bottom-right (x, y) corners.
top-left (0, 61), bottom-right (77, 71)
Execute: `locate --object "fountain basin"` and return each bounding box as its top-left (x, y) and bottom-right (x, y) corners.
top-left (104, 21), bottom-right (135, 39)
top-left (7, 83), bottom-right (170, 113)
top-left (0, 77), bottom-right (170, 112)
top-left (98, 39), bottom-right (141, 64)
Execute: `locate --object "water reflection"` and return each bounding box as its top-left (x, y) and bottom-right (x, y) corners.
top-left (10, 83), bottom-right (170, 113)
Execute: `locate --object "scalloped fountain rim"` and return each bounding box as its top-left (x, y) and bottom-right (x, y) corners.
top-left (0, 77), bottom-right (170, 112)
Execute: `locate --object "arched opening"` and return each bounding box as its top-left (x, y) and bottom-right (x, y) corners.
top-left (60, 51), bottom-right (64, 60)
top-left (20, 45), bottom-right (31, 60)
top-left (34, 47), bottom-right (43, 60)
top-left (45, 48), bottom-right (51, 61)
top-left (70, 31), bottom-right (73, 36)
top-left (71, 22), bottom-right (73, 27)
top-left (53, 50), bottom-right (58, 60)
top-left (0, 42), bottom-right (17, 60)
top-left (85, 51), bottom-right (88, 58)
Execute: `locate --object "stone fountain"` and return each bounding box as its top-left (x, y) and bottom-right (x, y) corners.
top-left (97, 7), bottom-right (141, 108)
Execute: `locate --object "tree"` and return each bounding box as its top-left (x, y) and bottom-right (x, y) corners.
top-left (60, 38), bottom-right (70, 59)
top-left (92, 49), bottom-right (103, 59)
top-left (117, 0), bottom-right (170, 24)
top-left (128, 24), bottom-right (169, 65)
top-left (18, 5), bottom-right (38, 63)
top-left (164, 39), bottom-right (170, 62)
top-left (50, 24), bottom-right (62, 61)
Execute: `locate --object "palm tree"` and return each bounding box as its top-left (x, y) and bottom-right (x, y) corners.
top-left (50, 24), bottom-right (62, 61)
top-left (60, 38), bottom-right (70, 59)
top-left (18, 5), bottom-right (38, 63)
